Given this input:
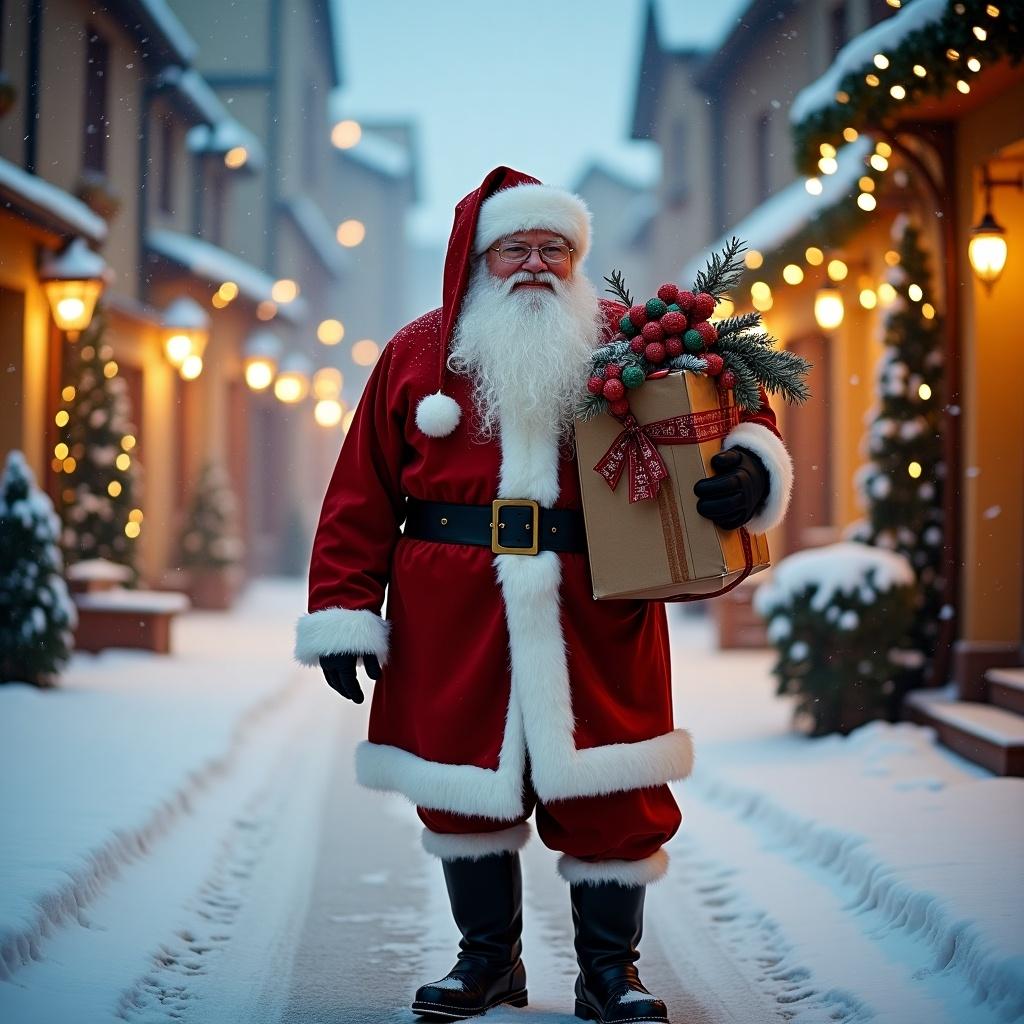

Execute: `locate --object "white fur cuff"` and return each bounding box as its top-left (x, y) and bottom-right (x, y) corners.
top-left (293, 606), bottom-right (391, 666)
top-left (415, 390), bottom-right (462, 438)
top-left (421, 822), bottom-right (531, 861)
top-left (557, 849), bottom-right (669, 887)
top-left (722, 422), bottom-right (794, 533)
top-left (474, 183), bottom-right (591, 262)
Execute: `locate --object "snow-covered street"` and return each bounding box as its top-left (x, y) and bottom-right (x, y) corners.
top-left (1, 580), bottom-right (1020, 1024)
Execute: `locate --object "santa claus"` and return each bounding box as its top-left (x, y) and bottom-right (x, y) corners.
top-left (295, 167), bottom-right (792, 1022)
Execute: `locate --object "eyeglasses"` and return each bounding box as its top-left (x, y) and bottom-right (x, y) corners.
top-left (490, 241), bottom-right (574, 265)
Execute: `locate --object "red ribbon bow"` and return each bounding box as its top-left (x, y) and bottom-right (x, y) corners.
top-left (593, 404), bottom-right (740, 503)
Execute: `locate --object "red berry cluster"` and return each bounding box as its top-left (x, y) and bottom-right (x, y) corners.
top-left (589, 282), bottom-right (736, 415)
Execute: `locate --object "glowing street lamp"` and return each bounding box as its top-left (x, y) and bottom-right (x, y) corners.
top-left (969, 163), bottom-right (1022, 289)
top-left (274, 351), bottom-right (313, 404)
top-left (162, 297), bottom-right (210, 377)
top-left (243, 329), bottom-right (283, 392)
top-left (39, 238), bottom-right (107, 340)
top-left (815, 286), bottom-right (845, 331)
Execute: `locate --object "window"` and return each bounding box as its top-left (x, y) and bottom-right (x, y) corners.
top-left (755, 111), bottom-right (771, 203)
top-left (210, 171), bottom-right (226, 247)
top-left (665, 117), bottom-right (688, 205)
top-left (158, 116), bottom-right (174, 215)
top-left (83, 27), bottom-right (110, 174)
top-left (830, 2), bottom-right (848, 57)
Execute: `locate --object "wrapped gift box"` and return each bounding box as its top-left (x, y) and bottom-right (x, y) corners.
top-left (573, 369), bottom-right (770, 601)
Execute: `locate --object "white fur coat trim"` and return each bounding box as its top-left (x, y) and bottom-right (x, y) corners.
top-left (420, 822), bottom-right (532, 861)
top-left (293, 606), bottom-right (391, 666)
top-left (557, 849), bottom-right (670, 887)
top-left (474, 183), bottom-right (591, 262)
top-left (722, 421), bottom-right (794, 534)
top-left (354, 405), bottom-right (694, 818)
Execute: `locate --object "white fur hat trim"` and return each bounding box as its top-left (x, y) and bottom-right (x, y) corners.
top-left (474, 183), bottom-right (591, 262)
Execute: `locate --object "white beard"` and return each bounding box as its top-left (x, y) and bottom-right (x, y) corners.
top-left (447, 260), bottom-right (603, 448)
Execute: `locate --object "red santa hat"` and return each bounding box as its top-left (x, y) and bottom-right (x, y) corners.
top-left (414, 166), bottom-right (593, 438)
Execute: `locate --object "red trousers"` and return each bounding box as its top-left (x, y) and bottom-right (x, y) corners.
top-left (418, 760), bottom-right (681, 885)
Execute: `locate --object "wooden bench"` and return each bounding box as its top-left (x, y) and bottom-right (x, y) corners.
top-left (72, 588), bottom-right (191, 655)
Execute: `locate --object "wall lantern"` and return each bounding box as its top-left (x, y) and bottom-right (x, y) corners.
top-left (162, 296), bottom-right (210, 379)
top-left (814, 286), bottom-right (845, 331)
top-left (273, 351), bottom-right (313, 404)
top-left (243, 329), bottom-right (283, 392)
top-left (39, 238), bottom-right (108, 340)
top-left (969, 162), bottom-right (1022, 289)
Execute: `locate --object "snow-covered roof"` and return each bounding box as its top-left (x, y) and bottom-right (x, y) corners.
top-left (342, 130), bottom-right (412, 180)
top-left (678, 135), bottom-right (872, 286)
top-left (123, 0), bottom-right (198, 65)
top-left (790, 0), bottom-right (947, 126)
top-left (146, 229), bottom-right (308, 323)
top-left (654, 0), bottom-right (754, 53)
top-left (0, 157), bottom-right (107, 244)
top-left (279, 196), bottom-right (350, 278)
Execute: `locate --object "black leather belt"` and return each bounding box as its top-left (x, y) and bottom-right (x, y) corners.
top-left (402, 496), bottom-right (587, 555)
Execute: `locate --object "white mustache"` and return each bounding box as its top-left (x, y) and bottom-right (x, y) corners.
top-left (503, 269), bottom-right (559, 294)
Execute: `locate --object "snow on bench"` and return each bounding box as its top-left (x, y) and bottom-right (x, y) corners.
top-left (72, 588), bottom-right (191, 655)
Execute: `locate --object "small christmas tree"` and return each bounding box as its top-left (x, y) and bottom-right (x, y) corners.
top-left (56, 307), bottom-right (143, 584)
top-left (0, 451), bottom-right (78, 686)
top-left (850, 215), bottom-right (945, 694)
top-left (754, 542), bottom-right (916, 736)
top-left (177, 460), bottom-right (245, 570)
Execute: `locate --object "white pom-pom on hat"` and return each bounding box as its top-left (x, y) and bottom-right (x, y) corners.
top-left (473, 183), bottom-right (591, 263)
top-left (415, 390), bottom-right (462, 438)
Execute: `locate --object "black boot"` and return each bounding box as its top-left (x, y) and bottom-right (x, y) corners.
top-left (570, 881), bottom-right (669, 1023)
top-left (411, 851), bottom-right (528, 1020)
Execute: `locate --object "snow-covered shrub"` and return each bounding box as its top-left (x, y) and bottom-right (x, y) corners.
top-left (754, 542), bottom-right (916, 737)
top-left (0, 451), bottom-right (77, 686)
top-left (176, 460), bottom-right (244, 570)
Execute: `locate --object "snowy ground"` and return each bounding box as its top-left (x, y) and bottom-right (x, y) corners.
top-left (0, 579), bottom-right (1020, 1024)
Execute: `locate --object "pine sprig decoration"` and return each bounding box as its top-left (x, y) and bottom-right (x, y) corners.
top-left (715, 312), bottom-right (767, 339)
top-left (717, 334), bottom-right (813, 405)
top-left (603, 269), bottom-right (634, 308)
top-left (692, 236), bottom-right (746, 299)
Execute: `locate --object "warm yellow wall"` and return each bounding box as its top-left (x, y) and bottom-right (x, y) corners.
top-left (956, 78), bottom-right (1024, 645)
top-left (0, 217), bottom-right (56, 479)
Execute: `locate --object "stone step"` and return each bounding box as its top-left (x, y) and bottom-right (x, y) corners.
top-left (903, 690), bottom-right (1024, 776)
top-left (986, 666), bottom-right (1024, 715)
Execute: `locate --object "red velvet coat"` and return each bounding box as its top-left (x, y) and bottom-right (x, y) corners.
top-left (295, 299), bottom-right (792, 822)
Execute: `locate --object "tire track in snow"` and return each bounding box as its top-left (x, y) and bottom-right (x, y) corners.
top-left (0, 670), bottom-right (304, 983)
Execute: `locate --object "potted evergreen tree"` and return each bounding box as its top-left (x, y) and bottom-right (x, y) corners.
top-left (177, 460), bottom-right (245, 610)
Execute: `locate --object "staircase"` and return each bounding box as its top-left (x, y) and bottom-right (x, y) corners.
top-left (903, 666), bottom-right (1024, 776)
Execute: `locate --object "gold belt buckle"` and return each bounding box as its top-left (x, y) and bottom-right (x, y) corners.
top-left (491, 499), bottom-right (540, 555)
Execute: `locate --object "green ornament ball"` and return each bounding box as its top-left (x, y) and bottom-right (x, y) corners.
top-left (645, 298), bottom-right (668, 319)
top-left (619, 316), bottom-right (637, 337)
top-left (666, 303), bottom-right (681, 313)
top-left (683, 329), bottom-right (705, 354)
top-left (621, 365), bottom-right (646, 389)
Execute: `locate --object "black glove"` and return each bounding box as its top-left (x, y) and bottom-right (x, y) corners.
top-left (319, 651), bottom-right (382, 704)
top-left (693, 446), bottom-right (770, 531)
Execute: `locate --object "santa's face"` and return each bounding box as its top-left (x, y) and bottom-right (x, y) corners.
top-left (483, 228), bottom-right (575, 290)
top-left (447, 229), bottom-right (602, 448)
